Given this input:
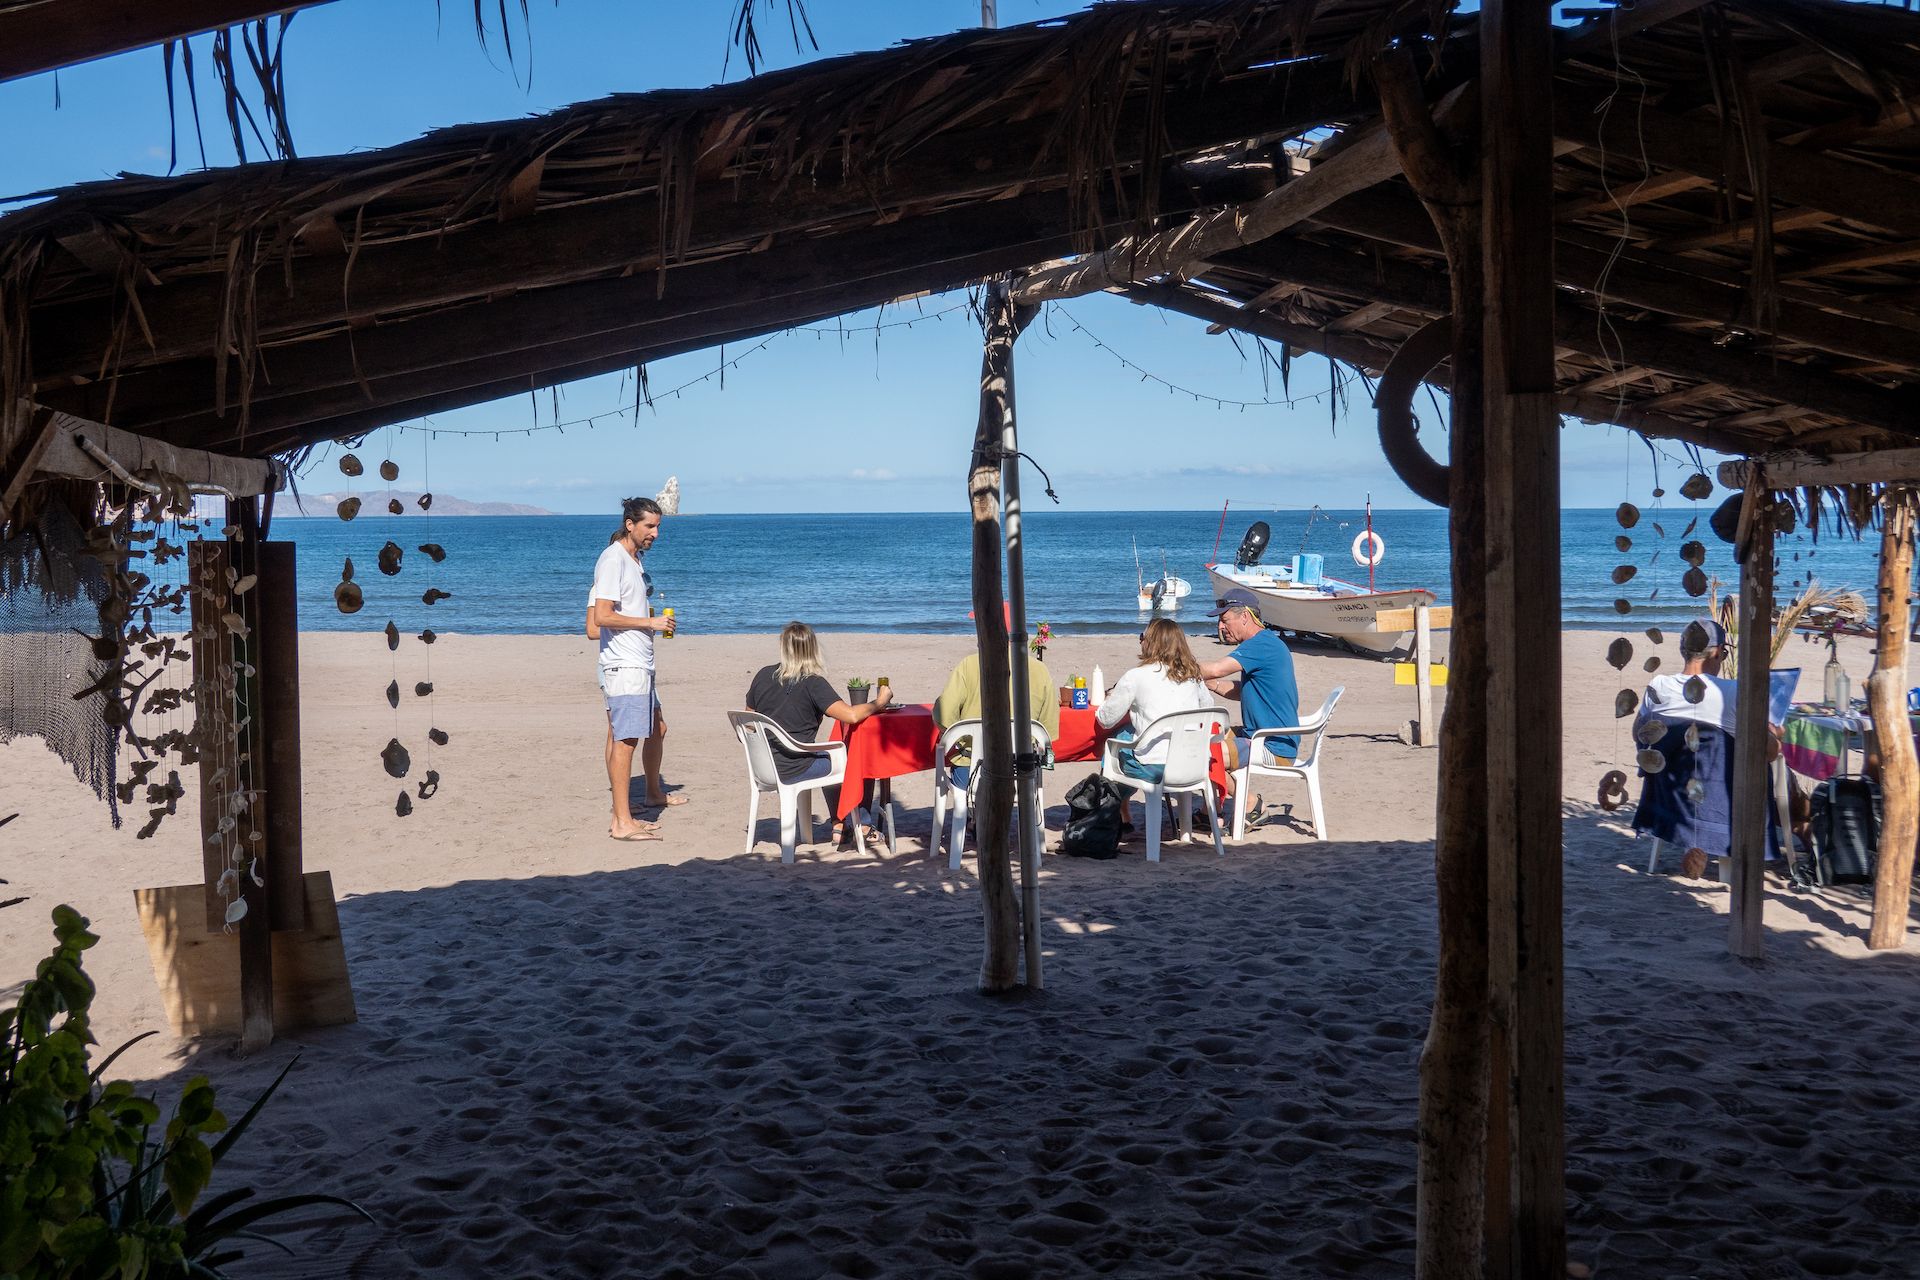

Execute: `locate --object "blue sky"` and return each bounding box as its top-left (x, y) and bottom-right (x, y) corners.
top-left (0, 0), bottom-right (1720, 514)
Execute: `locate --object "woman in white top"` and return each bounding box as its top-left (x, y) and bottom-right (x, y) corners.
top-left (1097, 617), bottom-right (1210, 793)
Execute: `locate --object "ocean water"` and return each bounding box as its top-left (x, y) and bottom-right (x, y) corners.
top-left (258, 507), bottom-right (1895, 637)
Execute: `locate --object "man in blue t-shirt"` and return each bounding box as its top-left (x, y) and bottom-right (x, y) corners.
top-left (1198, 589), bottom-right (1302, 772)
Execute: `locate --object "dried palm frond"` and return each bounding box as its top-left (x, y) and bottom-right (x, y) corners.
top-left (1772, 580), bottom-right (1869, 664)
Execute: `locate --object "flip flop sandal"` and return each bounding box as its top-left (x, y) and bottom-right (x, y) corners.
top-left (610, 829), bottom-right (662, 842)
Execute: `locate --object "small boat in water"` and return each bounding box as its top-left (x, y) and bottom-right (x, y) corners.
top-left (1205, 512), bottom-right (1435, 658)
top-left (1134, 540), bottom-right (1192, 612)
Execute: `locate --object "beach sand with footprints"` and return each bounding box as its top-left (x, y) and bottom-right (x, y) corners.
top-left (5, 630), bottom-right (1916, 1277)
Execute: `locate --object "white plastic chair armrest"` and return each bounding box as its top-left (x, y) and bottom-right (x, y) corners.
top-left (1248, 723), bottom-right (1313, 743)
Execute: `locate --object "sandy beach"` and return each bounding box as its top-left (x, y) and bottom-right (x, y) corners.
top-left (4, 628), bottom-right (1917, 1277)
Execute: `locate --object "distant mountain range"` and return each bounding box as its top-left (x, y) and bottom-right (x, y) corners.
top-left (285, 490), bottom-right (555, 517)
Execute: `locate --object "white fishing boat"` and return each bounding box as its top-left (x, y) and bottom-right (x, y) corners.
top-left (1133, 540), bottom-right (1192, 612)
top-left (1205, 508), bottom-right (1435, 658)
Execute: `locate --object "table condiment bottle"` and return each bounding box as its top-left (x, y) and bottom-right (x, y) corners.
top-left (1823, 641), bottom-right (1843, 709)
top-left (1090, 665), bottom-right (1105, 708)
top-left (1071, 676), bottom-right (1089, 710)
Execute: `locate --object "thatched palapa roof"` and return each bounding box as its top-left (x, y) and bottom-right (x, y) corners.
top-left (8, 0), bottom-right (1920, 471)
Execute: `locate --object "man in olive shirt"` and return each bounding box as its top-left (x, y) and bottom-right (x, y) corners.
top-left (933, 606), bottom-right (1059, 789)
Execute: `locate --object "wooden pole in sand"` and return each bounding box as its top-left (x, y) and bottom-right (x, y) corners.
top-left (1478, 3), bottom-right (1565, 1273)
top-left (970, 284), bottom-right (1026, 993)
top-left (1728, 476), bottom-right (1774, 961)
top-left (1869, 486), bottom-right (1918, 951)
top-left (997, 283), bottom-right (1045, 991)
top-left (1372, 47), bottom-right (1493, 1280)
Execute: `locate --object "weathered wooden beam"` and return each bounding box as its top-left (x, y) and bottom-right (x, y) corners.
top-left (1326, 299), bottom-right (1398, 333)
top-left (1318, 187), bottom-right (1920, 370)
top-left (1555, 170), bottom-right (1709, 222)
top-left (1009, 118), bottom-right (1410, 306)
top-left (1217, 233), bottom-right (1920, 439)
top-left (1783, 237), bottom-right (1920, 281)
top-left (1556, 85), bottom-right (1920, 240)
top-left (1720, 448), bottom-right (1920, 489)
top-left (1868, 487), bottom-right (1918, 951)
top-left (29, 409), bottom-right (279, 493)
top-left (28, 61), bottom-right (1361, 384)
top-left (1570, 365), bottom-right (1651, 395)
top-left (1656, 207), bottom-right (1836, 254)
top-left (1481, 2), bottom-right (1565, 1273)
top-left (1728, 478), bottom-right (1774, 961)
top-left (0, 0), bottom-right (338, 81)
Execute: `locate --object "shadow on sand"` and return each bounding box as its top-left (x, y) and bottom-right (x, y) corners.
top-left (125, 810), bottom-right (1917, 1278)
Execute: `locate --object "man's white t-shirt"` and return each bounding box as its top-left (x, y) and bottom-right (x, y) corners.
top-left (1640, 672), bottom-right (1737, 736)
top-left (591, 541), bottom-right (654, 670)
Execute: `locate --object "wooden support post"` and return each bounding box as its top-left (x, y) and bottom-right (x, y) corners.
top-left (1728, 478), bottom-right (1775, 960)
top-left (969, 283), bottom-right (1027, 993)
top-left (227, 499), bottom-right (274, 1053)
top-left (1480, 3), bottom-right (1564, 1274)
top-left (1372, 45), bottom-right (1492, 1280)
top-left (256, 542), bottom-right (306, 932)
top-left (190, 505), bottom-right (275, 1053)
top-left (1869, 487), bottom-right (1918, 951)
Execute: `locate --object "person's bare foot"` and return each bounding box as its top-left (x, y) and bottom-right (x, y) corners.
top-left (610, 820), bottom-right (660, 842)
top-left (645, 793), bottom-right (689, 808)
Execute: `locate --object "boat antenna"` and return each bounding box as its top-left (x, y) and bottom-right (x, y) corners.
top-left (1299, 504), bottom-right (1334, 553)
top-left (1210, 498), bottom-right (1230, 565)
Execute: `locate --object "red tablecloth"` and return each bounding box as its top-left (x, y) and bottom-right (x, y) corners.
top-left (831, 702), bottom-right (1231, 821)
top-left (1053, 705), bottom-right (1108, 762)
top-left (829, 704), bottom-right (939, 819)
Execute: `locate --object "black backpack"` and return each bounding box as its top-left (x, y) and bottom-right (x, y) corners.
top-left (1060, 774), bottom-right (1126, 859)
top-left (1808, 775), bottom-right (1880, 886)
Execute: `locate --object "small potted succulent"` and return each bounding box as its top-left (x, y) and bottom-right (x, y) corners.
top-left (846, 676), bottom-right (871, 705)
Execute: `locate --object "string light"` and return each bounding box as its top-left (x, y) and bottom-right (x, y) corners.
top-left (1052, 306), bottom-right (1356, 412)
top-left (388, 304), bottom-right (970, 439)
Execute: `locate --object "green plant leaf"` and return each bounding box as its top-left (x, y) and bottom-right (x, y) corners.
top-left (163, 1138), bottom-right (213, 1215)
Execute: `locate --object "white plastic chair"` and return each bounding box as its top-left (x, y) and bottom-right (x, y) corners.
top-left (728, 711), bottom-right (846, 865)
top-left (1099, 706), bottom-right (1230, 862)
top-left (931, 718), bottom-right (1052, 871)
top-left (1230, 687), bottom-right (1343, 841)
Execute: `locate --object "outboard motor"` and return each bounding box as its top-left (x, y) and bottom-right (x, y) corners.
top-left (1233, 521), bottom-right (1271, 569)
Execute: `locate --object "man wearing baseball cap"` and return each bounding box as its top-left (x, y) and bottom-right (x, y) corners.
top-left (1198, 589), bottom-right (1302, 777)
top-left (1632, 617), bottom-right (1737, 880)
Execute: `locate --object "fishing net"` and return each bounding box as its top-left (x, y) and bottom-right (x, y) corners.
top-left (0, 503), bottom-right (120, 824)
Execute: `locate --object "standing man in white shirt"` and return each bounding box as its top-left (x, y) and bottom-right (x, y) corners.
top-left (591, 497), bottom-right (679, 841)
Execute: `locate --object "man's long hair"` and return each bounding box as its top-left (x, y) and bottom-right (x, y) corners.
top-left (621, 495), bottom-right (663, 525)
top-left (777, 621), bottom-right (826, 684)
top-left (1139, 617), bottom-right (1203, 684)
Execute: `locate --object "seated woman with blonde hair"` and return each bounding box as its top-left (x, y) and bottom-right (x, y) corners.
top-left (1096, 618), bottom-right (1212, 819)
top-left (746, 621), bottom-right (892, 846)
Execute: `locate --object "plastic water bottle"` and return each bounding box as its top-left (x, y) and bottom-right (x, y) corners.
top-left (1090, 665), bottom-right (1105, 708)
